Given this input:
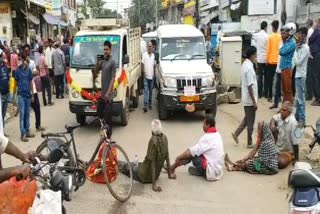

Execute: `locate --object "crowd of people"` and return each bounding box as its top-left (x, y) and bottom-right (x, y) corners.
top-left (0, 37), bottom-right (72, 142)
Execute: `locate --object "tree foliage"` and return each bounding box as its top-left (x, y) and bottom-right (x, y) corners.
top-left (129, 0), bottom-right (161, 28)
top-left (80, 0), bottom-right (122, 18)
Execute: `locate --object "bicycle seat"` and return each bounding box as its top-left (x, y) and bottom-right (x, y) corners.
top-left (289, 169), bottom-right (320, 188)
top-left (65, 124), bottom-right (81, 133)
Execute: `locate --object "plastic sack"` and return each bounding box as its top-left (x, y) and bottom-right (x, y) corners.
top-left (9, 76), bottom-right (16, 94)
top-left (0, 177), bottom-right (37, 214)
top-left (86, 144), bottom-right (118, 184)
top-left (29, 190), bottom-right (62, 214)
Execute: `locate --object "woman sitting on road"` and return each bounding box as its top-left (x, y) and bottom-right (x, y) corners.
top-left (225, 121), bottom-right (279, 175)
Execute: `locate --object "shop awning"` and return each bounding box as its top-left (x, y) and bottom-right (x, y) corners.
top-left (42, 13), bottom-right (68, 27)
top-left (20, 9), bottom-right (40, 25)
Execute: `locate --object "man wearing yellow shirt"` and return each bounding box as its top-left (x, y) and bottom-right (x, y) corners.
top-left (266, 20), bottom-right (282, 102)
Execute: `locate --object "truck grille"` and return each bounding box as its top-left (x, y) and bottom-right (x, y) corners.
top-left (177, 78), bottom-right (202, 92)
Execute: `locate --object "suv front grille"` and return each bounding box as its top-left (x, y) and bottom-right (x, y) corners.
top-left (177, 78), bottom-right (202, 92)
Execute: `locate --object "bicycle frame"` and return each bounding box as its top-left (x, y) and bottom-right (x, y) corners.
top-left (43, 118), bottom-right (113, 170)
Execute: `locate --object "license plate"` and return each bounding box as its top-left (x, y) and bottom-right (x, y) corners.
top-left (84, 106), bottom-right (96, 113)
top-left (184, 86), bottom-right (196, 96)
top-left (180, 95), bottom-right (200, 103)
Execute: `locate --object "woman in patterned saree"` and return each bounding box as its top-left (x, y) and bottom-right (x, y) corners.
top-left (225, 121), bottom-right (279, 175)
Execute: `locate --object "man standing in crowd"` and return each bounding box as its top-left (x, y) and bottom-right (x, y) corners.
top-left (0, 56), bottom-right (9, 131)
top-left (253, 21), bottom-right (268, 98)
top-left (265, 20), bottom-right (282, 102)
top-left (52, 42), bottom-right (66, 99)
top-left (10, 47), bottom-right (19, 75)
top-left (14, 54), bottom-right (35, 142)
top-left (45, 39), bottom-right (55, 95)
top-left (308, 18), bottom-right (320, 106)
top-left (205, 35), bottom-right (213, 64)
top-left (306, 19), bottom-right (314, 101)
top-left (232, 46), bottom-right (258, 148)
top-left (95, 40), bottom-right (117, 133)
top-left (293, 27), bottom-right (309, 125)
top-left (61, 39), bottom-right (70, 94)
top-left (142, 42), bottom-right (156, 113)
top-left (38, 46), bottom-right (53, 106)
top-left (279, 23), bottom-right (296, 103)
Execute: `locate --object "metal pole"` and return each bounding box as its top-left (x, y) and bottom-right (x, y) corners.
top-left (117, 0), bottom-right (119, 20)
top-left (155, 0), bottom-right (158, 28)
top-left (25, 0), bottom-right (30, 42)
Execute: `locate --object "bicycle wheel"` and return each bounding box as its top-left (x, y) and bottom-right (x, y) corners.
top-left (102, 143), bottom-right (133, 202)
top-left (36, 138), bottom-right (76, 167)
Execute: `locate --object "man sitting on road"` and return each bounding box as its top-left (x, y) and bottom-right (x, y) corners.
top-left (118, 119), bottom-right (176, 192)
top-left (169, 115), bottom-right (224, 181)
top-left (270, 101), bottom-right (300, 168)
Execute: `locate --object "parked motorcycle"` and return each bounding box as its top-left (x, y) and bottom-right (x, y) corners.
top-left (288, 119), bottom-right (320, 214)
top-left (17, 144), bottom-right (74, 214)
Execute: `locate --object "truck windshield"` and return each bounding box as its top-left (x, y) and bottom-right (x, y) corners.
top-left (71, 35), bottom-right (120, 68)
top-left (160, 37), bottom-right (205, 60)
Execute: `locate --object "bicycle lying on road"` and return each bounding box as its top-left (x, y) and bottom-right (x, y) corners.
top-left (35, 117), bottom-right (133, 202)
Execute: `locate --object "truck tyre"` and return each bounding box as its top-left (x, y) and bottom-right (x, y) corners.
top-left (120, 97), bottom-right (129, 126)
top-left (132, 90), bottom-right (139, 108)
top-left (76, 114), bottom-right (86, 126)
top-left (158, 96), bottom-right (168, 120)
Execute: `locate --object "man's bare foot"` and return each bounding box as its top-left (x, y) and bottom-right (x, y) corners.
top-left (152, 185), bottom-right (162, 192)
top-left (169, 165), bottom-right (176, 177)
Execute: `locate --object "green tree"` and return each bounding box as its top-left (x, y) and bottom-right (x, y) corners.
top-left (129, 0), bottom-right (161, 28)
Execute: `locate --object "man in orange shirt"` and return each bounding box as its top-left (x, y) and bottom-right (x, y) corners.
top-left (266, 20), bottom-right (282, 103)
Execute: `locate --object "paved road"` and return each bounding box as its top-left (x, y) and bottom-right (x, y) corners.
top-left (6, 94), bottom-right (320, 214)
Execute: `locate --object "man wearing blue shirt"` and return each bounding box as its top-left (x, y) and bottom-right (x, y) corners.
top-left (279, 23), bottom-right (297, 103)
top-left (0, 56), bottom-right (9, 130)
top-left (14, 54), bottom-right (35, 142)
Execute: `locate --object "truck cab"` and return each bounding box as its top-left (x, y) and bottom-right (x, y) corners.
top-left (156, 25), bottom-right (217, 120)
top-left (69, 24), bottom-right (141, 126)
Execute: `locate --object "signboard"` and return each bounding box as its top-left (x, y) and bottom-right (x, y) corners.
top-left (248, 0), bottom-right (274, 15)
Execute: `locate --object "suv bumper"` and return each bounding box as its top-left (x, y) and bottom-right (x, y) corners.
top-left (69, 101), bottom-right (123, 116)
top-left (160, 93), bottom-right (217, 111)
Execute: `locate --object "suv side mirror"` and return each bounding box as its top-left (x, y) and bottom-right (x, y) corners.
top-left (123, 54), bottom-right (129, 64)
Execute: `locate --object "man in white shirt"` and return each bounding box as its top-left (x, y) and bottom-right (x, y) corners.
top-left (169, 115), bottom-right (224, 181)
top-left (142, 42), bottom-right (156, 112)
top-left (45, 39), bottom-right (55, 95)
top-left (306, 19), bottom-right (314, 43)
top-left (232, 46), bottom-right (258, 148)
top-left (270, 101), bottom-right (300, 167)
top-left (253, 21), bottom-right (268, 98)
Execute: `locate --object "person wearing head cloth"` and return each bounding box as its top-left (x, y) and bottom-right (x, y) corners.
top-left (117, 119), bottom-right (176, 192)
top-left (225, 121), bottom-right (279, 175)
top-left (232, 46), bottom-right (258, 148)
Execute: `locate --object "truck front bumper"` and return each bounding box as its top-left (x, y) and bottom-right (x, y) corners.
top-left (160, 93), bottom-right (217, 111)
top-left (69, 101), bottom-right (123, 116)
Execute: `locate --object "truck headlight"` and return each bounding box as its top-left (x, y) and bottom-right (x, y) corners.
top-left (163, 77), bottom-right (177, 88)
top-left (71, 89), bottom-right (80, 98)
top-left (202, 76), bottom-right (215, 87)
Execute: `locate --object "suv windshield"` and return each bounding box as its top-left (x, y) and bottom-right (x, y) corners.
top-left (160, 37), bottom-right (205, 60)
top-left (71, 35), bottom-right (120, 68)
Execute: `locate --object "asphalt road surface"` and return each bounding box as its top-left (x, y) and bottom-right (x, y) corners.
top-left (5, 94), bottom-right (310, 214)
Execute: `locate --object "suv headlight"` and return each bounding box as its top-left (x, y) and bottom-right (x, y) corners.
top-left (163, 77), bottom-right (177, 88)
top-left (71, 89), bottom-right (80, 98)
top-left (202, 76), bottom-right (215, 87)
